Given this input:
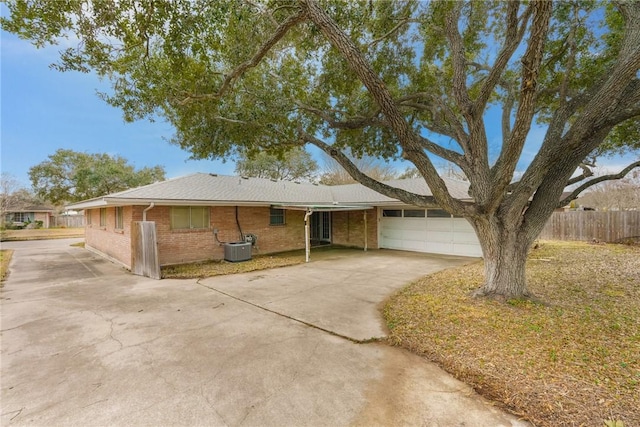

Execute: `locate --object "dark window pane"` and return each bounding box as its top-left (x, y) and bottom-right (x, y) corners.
top-left (270, 208), bottom-right (285, 225)
top-left (427, 209), bottom-right (451, 218)
top-left (404, 209), bottom-right (425, 218)
top-left (382, 209), bottom-right (402, 217)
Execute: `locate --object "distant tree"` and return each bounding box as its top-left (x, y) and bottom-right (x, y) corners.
top-left (29, 149), bottom-right (165, 204)
top-left (578, 170), bottom-right (640, 210)
top-left (0, 173), bottom-right (43, 226)
top-left (235, 148), bottom-right (318, 181)
top-left (320, 155), bottom-right (397, 185)
top-left (400, 162), bottom-right (468, 181)
top-left (1, 173), bottom-right (27, 217)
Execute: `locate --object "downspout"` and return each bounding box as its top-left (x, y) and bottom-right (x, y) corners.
top-left (304, 209), bottom-right (313, 263)
top-left (143, 203), bottom-right (155, 221)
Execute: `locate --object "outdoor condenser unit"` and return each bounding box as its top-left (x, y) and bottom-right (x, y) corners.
top-left (224, 242), bottom-right (252, 262)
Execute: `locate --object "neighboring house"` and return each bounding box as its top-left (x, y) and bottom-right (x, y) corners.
top-left (66, 173), bottom-right (482, 271)
top-left (3, 205), bottom-right (55, 228)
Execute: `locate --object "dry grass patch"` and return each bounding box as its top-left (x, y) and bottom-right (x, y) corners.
top-left (1, 228), bottom-right (84, 241)
top-left (0, 250), bottom-right (14, 283)
top-left (162, 246), bottom-right (362, 279)
top-left (162, 250), bottom-right (310, 279)
top-left (384, 241), bottom-right (640, 427)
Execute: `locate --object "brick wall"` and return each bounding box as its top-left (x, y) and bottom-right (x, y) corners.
top-left (84, 205), bottom-right (379, 269)
top-left (149, 205), bottom-right (306, 266)
top-left (86, 205), bottom-right (307, 268)
top-left (33, 212), bottom-right (51, 228)
top-left (85, 206), bottom-right (133, 268)
top-left (331, 209), bottom-right (379, 249)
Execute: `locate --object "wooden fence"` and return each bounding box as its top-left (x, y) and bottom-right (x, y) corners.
top-left (538, 211), bottom-right (640, 243)
top-left (51, 215), bottom-right (85, 228)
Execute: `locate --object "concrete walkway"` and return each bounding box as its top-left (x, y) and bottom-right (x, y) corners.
top-left (1, 240), bottom-right (528, 426)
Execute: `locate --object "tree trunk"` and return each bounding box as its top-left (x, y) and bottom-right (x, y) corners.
top-left (471, 217), bottom-right (535, 299)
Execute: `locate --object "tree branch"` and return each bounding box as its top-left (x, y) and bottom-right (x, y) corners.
top-left (175, 10), bottom-right (306, 105)
top-left (443, 3), bottom-right (472, 118)
top-left (473, 2), bottom-right (533, 113)
top-left (300, 130), bottom-right (438, 206)
top-left (300, 0), bottom-right (465, 214)
top-left (558, 160), bottom-right (640, 207)
top-left (295, 101), bottom-right (385, 129)
top-left (565, 165), bottom-right (594, 187)
top-left (416, 135), bottom-right (467, 167)
top-left (367, 17), bottom-right (416, 47)
top-left (488, 1), bottom-right (552, 210)
top-left (396, 93), bottom-right (469, 146)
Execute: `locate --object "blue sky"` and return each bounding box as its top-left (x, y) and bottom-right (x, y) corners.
top-left (1, 28), bottom-right (635, 191)
top-left (1, 31), bottom-right (235, 188)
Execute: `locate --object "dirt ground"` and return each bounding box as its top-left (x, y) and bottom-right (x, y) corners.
top-left (0, 228), bottom-right (84, 241)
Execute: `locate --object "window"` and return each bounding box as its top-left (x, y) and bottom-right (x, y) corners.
top-left (86, 210), bottom-right (92, 225)
top-left (12, 212), bottom-right (29, 222)
top-left (115, 207), bottom-right (124, 229)
top-left (100, 208), bottom-right (107, 227)
top-left (382, 209), bottom-right (402, 217)
top-left (170, 207), bottom-right (210, 229)
top-left (403, 209), bottom-right (425, 218)
top-left (269, 208), bottom-right (285, 225)
top-left (427, 209), bottom-right (451, 218)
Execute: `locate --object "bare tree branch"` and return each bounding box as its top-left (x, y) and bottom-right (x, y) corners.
top-left (300, 130), bottom-right (438, 206)
top-left (558, 160), bottom-right (640, 207)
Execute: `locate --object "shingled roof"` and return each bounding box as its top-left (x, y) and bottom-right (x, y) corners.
top-left (66, 173), bottom-right (472, 210)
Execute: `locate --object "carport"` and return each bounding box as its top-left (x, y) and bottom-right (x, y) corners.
top-left (274, 204), bottom-right (374, 262)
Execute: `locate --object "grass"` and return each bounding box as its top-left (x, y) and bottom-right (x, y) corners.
top-left (162, 253), bottom-right (305, 278)
top-left (162, 245), bottom-right (362, 279)
top-left (384, 240), bottom-right (640, 426)
top-left (0, 227), bottom-right (84, 241)
top-left (162, 246), bottom-right (350, 279)
top-left (0, 250), bottom-right (14, 283)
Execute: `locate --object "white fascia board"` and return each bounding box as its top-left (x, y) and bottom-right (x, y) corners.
top-left (73, 198), bottom-right (280, 209)
top-left (275, 204), bottom-right (374, 211)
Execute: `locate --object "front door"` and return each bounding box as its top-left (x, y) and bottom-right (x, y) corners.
top-left (310, 211), bottom-right (331, 242)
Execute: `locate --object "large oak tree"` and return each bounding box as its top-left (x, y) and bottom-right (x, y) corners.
top-left (29, 149), bottom-right (166, 204)
top-left (4, 0), bottom-right (639, 298)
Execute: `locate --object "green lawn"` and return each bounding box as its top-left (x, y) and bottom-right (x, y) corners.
top-left (384, 241), bottom-right (639, 427)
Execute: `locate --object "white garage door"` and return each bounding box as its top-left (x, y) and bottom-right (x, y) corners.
top-left (379, 208), bottom-right (482, 257)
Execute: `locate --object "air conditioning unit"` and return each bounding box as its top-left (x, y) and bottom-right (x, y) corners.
top-left (224, 242), bottom-right (252, 262)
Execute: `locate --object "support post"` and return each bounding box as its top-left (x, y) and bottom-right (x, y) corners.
top-left (363, 210), bottom-right (368, 252)
top-left (304, 209), bottom-right (313, 263)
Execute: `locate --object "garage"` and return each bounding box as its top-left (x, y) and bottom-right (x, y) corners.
top-left (379, 207), bottom-right (482, 257)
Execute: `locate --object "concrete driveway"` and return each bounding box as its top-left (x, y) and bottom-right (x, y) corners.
top-left (1, 239), bottom-right (527, 426)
